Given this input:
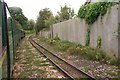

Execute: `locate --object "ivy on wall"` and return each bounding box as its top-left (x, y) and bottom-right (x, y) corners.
top-left (97, 36), bottom-right (102, 48)
top-left (78, 2), bottom-right (116, 46)
top-left (86, 26), bottom-right (91, 46)
top-left (118, 23), bottom-right (120, 35)
top-left (78, 2), bottom-right (116, 25)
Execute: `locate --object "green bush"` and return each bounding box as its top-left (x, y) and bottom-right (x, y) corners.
top-left (85, 27), bottom-right (91, 46)
top-left (78, 2), bottom-right (116, 25)
top-left (106, 58), bottom-right (118, 65)
top-left (95, 49), bottom-right (106, 61)
top-left (67, 45), bottom-right (107, 61)
top-left (53, 34), bottom-right (60, 40)
top-left (55, 40), bottom-right (74, 51)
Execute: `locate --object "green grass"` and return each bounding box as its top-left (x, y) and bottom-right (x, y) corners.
top-left (84, 66), bottom-right (92, 72)
top-left (32, 60), bottom-right (50, 66)
top-left (38, 37), bottom-right (118, 65)
top-left (24, 30), bottom-right (35, 35)
top-left (105, 70), bottom-right (117, 76)
top-left (14, 35), bottom-right (52, 78)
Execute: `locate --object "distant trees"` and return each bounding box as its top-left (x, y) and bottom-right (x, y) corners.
top-left (9, 7), bottom-right (29, 30)
top-left (35, 8), bottom-right (54, 34)
top-left (27, 19), bottom-right (35, 30)
top-left (55, 4), bottom-right (74, 23)
top-left (35, 4), bottom-right (75, 34)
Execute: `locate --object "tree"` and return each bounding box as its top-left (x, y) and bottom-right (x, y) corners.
top-left (56, 4), bottom-right (74, 23)
top-left (9, 7), bottom-right (28, 30)
top-left (27, 19), bottom-right (35, 30)
top-left (35, 8), bottom-right (53, 34)
top-left (45, 16), bottom-right (55, 29)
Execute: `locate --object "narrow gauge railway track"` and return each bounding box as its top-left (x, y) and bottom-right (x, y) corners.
top-left (29, 36), bottom-right (96, 80)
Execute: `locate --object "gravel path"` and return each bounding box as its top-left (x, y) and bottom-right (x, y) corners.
top-left (13, 35), bottom-right (65, 78)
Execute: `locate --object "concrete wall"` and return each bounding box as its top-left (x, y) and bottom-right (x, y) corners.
top-left (90, 5), bottom-right (119, 57)
top-left (39, 30), bottom-right (51, 38)
top-left (118, 3), bottom-right (120, 59)
top-left (52, 18), bottom-right (87, 45)
top-left (51, 5), bottom-right (119, 57)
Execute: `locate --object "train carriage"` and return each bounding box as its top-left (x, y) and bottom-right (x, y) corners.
top-left (0, 0), bottom-right (25, 79)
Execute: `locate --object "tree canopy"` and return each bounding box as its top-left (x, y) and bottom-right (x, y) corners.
top-left (27, 19), bottom-right (35, 30)
top-left (9, 7), bottom-right (28, 30)
top-left (35, 4), bottom-right (75, 34)
top-left (55, 4), bottom-right (74, 23)
top-left (35, 8), bottom-right (54, 34)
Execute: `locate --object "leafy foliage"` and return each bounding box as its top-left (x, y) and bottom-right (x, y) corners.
top-left (85, 26), bottom-right (91, 46)
top-left (27, 19), bottom-right (35, 30)
top-left (55, 4), bottom-right (74, 23)
top-left (15, 20), bottom-right (22, 29)
top-left (35, 8), bottom-right (53, 34)
top-left (97, 36), bottom-right (102, 48)
top-left (78, 2), bottom-right (116, 25)
top-left (44, 16), bottom-right (55, 29)
top-left (9, 7), bottom-right (28, 29)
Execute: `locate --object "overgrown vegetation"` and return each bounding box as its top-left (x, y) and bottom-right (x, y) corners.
top-left (118, 23), bottom-right (120, 35)
top-left (78, 2), bottom-right (117, 47)
top-left (78, 2), bottom-right (116, 25)
top-left (9, 7), bottom-right (35, 30)
top-left (39, 37), bottom-right (118, 65)
top-left (85, 26), bottom-right (91, 46)
top-left (105, 70), bottom-right (117, 76)
top-left (35, 8), bottom-right (54, 34)
top-left (84, 66), bottom-right (92, 72)
top-left (97, 36), bottom-right (102, 48)
top-left (55, 4), bottom-right (74, 23)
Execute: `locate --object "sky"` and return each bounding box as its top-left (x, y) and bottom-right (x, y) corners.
top-left (4, 0), bottom-right (86, 20)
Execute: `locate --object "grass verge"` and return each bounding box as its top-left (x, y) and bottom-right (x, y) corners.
top-left (38, 37), bottom-right (118, 66)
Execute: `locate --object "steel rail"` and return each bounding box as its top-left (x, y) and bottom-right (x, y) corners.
top-left (29, 36), bottom-right (96, 80)
top-left (29, 36), bottom-right (74, 80)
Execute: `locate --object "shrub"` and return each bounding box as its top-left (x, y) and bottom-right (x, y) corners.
top-left (106, 58), bottom-right (118, 65)
top-left (55, 40), bottom-right (74, 51)
top-left (53, 34), bottom-right (60, 40)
